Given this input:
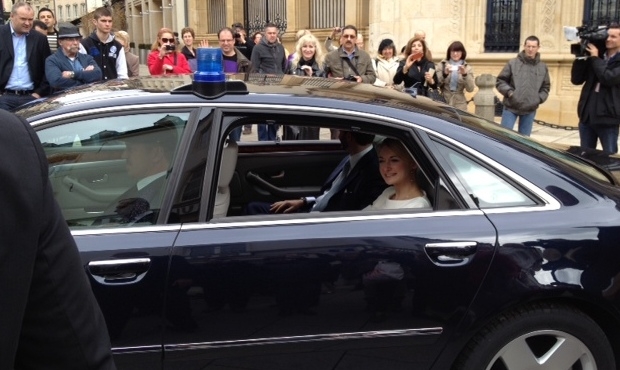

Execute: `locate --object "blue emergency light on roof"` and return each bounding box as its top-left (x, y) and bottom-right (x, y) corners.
top-left (171, 47), bottom-right (249, 98)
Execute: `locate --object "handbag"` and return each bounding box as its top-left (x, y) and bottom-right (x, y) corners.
top-left (426, 87), bottom-right (447, 103)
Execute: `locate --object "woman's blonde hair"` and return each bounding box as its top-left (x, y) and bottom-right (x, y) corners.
top-left (151, 27), bottom-right (176, 51)
top-left (115, 30), bottom-right (130, 52)
top-left (291, 34), bottom-right (324, 68)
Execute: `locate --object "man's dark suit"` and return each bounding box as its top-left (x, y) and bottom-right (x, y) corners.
top-left (0, 110), bottom-right (115, 369)
top-left (317, 149), bottom-right (386, 212)
top-left (247, 148), bottom-right (386, 214)
top-left (0, 23), bottom-right (51, 106)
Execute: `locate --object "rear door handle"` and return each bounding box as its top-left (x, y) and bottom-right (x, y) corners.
top-left (87, 258), bottom-right (151, 285)
top-left (424, 242), bottom-right (477, 266)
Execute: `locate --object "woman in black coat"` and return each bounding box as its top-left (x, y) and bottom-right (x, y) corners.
top-left (393, 37), bottom-right (437, 94)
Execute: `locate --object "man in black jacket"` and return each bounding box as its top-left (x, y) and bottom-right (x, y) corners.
top-left (0, 109), bottom-right (116, 369)
top-left (0, 2), bottom-right (51, 110)
top-left (81, 7), bottom-right (128, 80)
top-left (571, 24), bottom-right (620, 154)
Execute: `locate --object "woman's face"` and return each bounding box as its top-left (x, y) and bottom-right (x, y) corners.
top-left (381, 47), bottom-right (394, 59)
top-left (254, 33), bottom-right (262, 43)
top-left (182, 32), bottom-right (193, 47)
top-left (160, 32), bottom-right (175, 48)
top-left (450, 49), bottom-right (463, 61)
top-left (410, 40), bottom-right (424, 55)
top-left (38, 10), bottom-right (55, 30)
top-left (378, 146), bottom-right (414, 187)
top-left (301, 42), bottom-right (316, 60)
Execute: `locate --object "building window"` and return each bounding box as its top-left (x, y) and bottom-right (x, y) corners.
top-left (74, 4), bottom-right (78, 17)
top-left (484, 0), bottom-right (522, 52)
top-left (245, 0), bottom-right (287, 37)
top-left (310, 0), bottom-right (345, 29)
top-left (58, 6), bottom-right (63, 21)
top-left (584, 0), bottom-right (620, 26)
top-left (66, 5), bottom-right (71, 19)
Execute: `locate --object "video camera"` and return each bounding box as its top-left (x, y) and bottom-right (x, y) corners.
top-left (564, 25), bottom-right (608, 57)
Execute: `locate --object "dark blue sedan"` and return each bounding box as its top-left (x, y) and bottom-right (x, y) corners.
top-left (16, 76), bottom-right (620, 370)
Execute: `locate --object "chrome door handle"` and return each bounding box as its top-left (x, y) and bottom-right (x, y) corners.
top-left (88, 258), bottom-right (151, 285)
top-left (424, 242), bottom-right (477, 266)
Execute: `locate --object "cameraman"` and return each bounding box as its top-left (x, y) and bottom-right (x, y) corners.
top-left (571, 24), bottom-right (620, 154)
top-left (232, 22), bottom-right (254, 60)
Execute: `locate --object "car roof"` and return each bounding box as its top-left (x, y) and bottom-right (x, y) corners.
top-left (16, 75), bottom-right (465, 125)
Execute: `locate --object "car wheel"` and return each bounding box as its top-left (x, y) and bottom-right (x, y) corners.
top-left (454, 303), bottom-right (615, 370)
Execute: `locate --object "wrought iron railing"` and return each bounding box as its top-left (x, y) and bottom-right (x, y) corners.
top-left (484, 0), bottom-right (522, 52)
top-left (584, 0), bottom-right (620, 26)
top-left (245, 0), bottom-right (287, 37)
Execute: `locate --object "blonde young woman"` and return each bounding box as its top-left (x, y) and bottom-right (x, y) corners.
top-left (372, 38), bottom-right (400, 89)
top-left (147, 28), bottom-right (192, 75)
top-left (286, 34), bottom-right (326, 77)
top-left (365, 138), bottom-right (431, 210)
top-left (436, 41), bottom-right (475, 111)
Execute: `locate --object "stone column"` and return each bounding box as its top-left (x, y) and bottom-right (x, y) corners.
top-left (474, 74), bottom-right (497, 121)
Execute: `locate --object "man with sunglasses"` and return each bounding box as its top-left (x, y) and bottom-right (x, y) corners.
top-left (80, 7), bottom-right (127, 80)
top-left (324, 25), bottom-right (375, 84)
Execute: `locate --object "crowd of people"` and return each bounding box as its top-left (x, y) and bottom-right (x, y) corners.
top-left (1, 1), bottom-right (619, 152)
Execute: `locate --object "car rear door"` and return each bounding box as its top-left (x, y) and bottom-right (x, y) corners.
top-left (161, 108), bottom-right (499, 369)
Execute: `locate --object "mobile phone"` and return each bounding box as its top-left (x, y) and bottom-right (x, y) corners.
top-left (450, 65), bottom-right (459, 71)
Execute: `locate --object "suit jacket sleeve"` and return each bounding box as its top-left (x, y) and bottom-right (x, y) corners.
top-left (0, 110), bottom-right (115, 369)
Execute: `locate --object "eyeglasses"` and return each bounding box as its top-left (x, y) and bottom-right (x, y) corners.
top-left (161, 37), bottom-right (175, 43)
top-left (342, 34), bottom-right (356, 39)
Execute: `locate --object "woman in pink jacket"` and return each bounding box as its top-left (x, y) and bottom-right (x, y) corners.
top-left (147, 28), bottom-right (192, 75)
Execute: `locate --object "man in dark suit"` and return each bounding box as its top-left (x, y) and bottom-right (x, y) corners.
top-left (100, 120), bottom-right (178, 225)
top-left (0, 109), bottom-right (115, 369)
top-left (248, 131), bottom-right (387, 214)
top-left (0, 2), bottom-right (51, 110)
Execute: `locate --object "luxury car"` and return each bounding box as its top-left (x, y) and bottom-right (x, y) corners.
top-left (16, 75), bottom-right (620, 370)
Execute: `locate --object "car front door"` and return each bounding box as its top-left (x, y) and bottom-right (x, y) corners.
top-left (34, 109), bottom-right (195, 368)
top-left (161, 109), bottom-right (499, 369)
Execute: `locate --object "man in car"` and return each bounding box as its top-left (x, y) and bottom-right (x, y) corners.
top-left (102, 119), bottom-right (178, 224)
top-left (0, 109), bottom-right (115, 369)
top-left (247, 130), bottom-right (386, 214)
top-left (571, 24), bottom-right (620, 154)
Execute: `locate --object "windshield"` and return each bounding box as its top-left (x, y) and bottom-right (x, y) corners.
top-left (458, 113), bottom-right (613, 184)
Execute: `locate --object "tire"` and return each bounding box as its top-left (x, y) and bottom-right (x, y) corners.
top-left (453, 302), bottom-right (616, 370)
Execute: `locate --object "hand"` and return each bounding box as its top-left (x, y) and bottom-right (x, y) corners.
top-left (444, 65), bottom-right (451, 75)
top-left (458, 65), bottom-right (466, 75)
top-left (237, 32), bottom-right (246, 43)
top-left (163, 64), bottom-right (174, 72)
top-left (586, 43), bottom-right (599, 58)
top-left (31, 93), bottom-right (40, 99)
top-left (62, 71), bottom-right (73, 79)
top-left (199, 39), bottom-right (209, 47)
top-left (159, 45), bottom-right (170, 58)
top-left (331, 27), bottom-right (341, 38)
top-left (301, 65), bottom-right (313, 76)
top-left (424, 70), bottom-right (435, 84)
top-left (84, 65), bottom-right (95, 71)
top-left (270, 199), bottom-right (304, 213)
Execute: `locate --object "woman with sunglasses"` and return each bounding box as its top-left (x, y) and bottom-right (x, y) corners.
top-left (147, 28), bottom-right (192, 75)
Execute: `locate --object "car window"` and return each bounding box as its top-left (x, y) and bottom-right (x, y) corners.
top-left (211, 114), bottom-right (455, 219)
top-left (38, 112), bottom-right (189, 229)
top-left (434, 141), bottom-right (537, 208)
